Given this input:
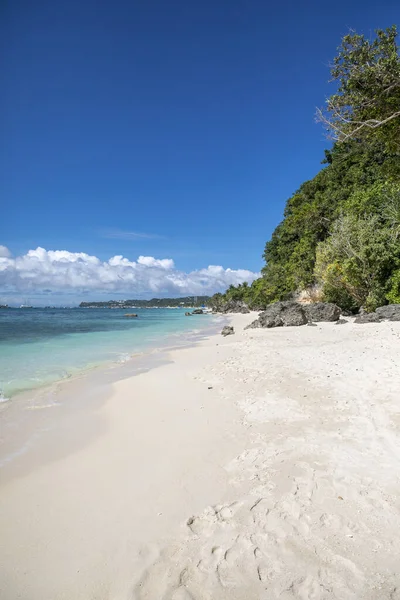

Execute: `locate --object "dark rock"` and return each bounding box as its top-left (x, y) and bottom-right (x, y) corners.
top-left (124, 313), bottom-right (138, 318)
top-left (244, 319), bottom-right (261, 330)
top-left (246, 301), bottom-right (307, 329)
top-left (191, 309), bottom-right (204, 315)
top-left (335, 318), bottom-right (348, 325)
top-left (221, 325), bottom-right (235, 336)
top-left (185, 312), bottom-right (192, 316)
top-left (215, 300), bottom-right (250, 314)
top-left (238, 305), bottom-right (251, 314)
top-left (375, 304), bottom-right (400, 321)
top-left (354, 313), bottom-right (381, 324)
top-left (303, 302), bottom-right (341, 322)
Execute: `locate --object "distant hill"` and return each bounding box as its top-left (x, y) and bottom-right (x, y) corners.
top-left (79, 296), bottom-right (210, 308)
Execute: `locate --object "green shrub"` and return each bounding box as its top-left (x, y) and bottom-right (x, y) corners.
top-left (315, 215), bottom-right (397, 311)
top-left (387, 269), bottom-right (400, 304)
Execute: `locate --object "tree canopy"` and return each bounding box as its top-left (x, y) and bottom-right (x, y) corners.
top-left (316, 26), bottom-right (400, 152)
top-left (210, 26), bottom-right (400, 313)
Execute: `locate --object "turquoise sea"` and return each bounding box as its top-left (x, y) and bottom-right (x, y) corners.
top-left (0, 307), bottom-right (217, 399)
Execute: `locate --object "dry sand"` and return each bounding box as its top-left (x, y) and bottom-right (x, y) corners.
top-left (1, 313), bottom-right (400, 599)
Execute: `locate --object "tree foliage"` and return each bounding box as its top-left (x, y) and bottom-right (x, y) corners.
top-left (260, 140), bottom-right (398, 305)
top-left (208, 279), bottom-right (270, 310)
top-left (315, 213), bottom-right (400, 311)
top-left (212, 27), bottom-right (400, 312)
top-left (317, 26), bottom-right (400, 152)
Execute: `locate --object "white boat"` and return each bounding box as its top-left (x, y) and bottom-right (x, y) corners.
top-left (20, 299), bottom-right (33, 308)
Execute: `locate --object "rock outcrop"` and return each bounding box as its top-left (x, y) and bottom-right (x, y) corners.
top-left (242, 300), bottom-right (400, 329)
top-left (303, 302), bottom-right (341, 322)
top-left (375, 304), bottom-right (400, 321)
top-left (214, 301), bottom-right (250, 314)
top-left (353, 304), bottom-right (400, 323)
top-left (354, 313), bottom-right (381, 324)
top-left (221, 326), bottom-right (235, 336)
top-left (191, 309), bottom-right (204, 315)
top-left (245, 301), bottom-right (308, 329)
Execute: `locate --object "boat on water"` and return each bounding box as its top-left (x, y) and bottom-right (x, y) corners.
top-left (20, 299), bottom-right (33, 308)
top-left (0, 304), bottom-right (9, 309)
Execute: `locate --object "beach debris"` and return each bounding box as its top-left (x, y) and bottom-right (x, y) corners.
top-left (124, 313), bottom-right (138, 318)
top-left (303, 302), bottom-right (341, 322)
top-left (208, 386), bottom-right (213, 389)
top-left (221, 326), bottom-right (235, 336)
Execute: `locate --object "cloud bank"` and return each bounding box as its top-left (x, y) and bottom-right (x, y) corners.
top-left (0, 246), bottom-right (259, 297)
top-left (0, 245), bottom-right (11, 258)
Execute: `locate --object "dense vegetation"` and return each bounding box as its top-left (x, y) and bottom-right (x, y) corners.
top-left (79, 297), bottom-right (210, 308)
top-left (210, 27), bottom-right (400, 312)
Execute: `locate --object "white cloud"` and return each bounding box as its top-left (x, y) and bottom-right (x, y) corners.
top-left (137, 256), bottom-right (174, 269)
top-left (0, 245), bottom-right (11, 258)
top-left (0, 246), bottom-right (259, 297)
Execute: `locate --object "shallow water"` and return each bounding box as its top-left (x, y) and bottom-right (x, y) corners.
top-left (0, 307), bottom-right (213, 398)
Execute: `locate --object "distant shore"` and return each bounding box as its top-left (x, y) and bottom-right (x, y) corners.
top-left (1, 313), bottom-right (400, 599)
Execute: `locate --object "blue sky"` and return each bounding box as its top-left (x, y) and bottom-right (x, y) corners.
top-left (1, 0), bottom-right (399, 302)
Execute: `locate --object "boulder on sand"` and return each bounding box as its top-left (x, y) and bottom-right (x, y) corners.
top-left (245, 301), bottom-right (307, 329)
top-left (221, 326), bottom-right (235, 336)
top-left (335, 318), bottom-right (348, 325)
top-left (375, 304), bottom-right (400, 321)
top-left (354, 313), bottom-right (381, 324)
top-left (214, 300), bottom-right (250, 314)
top-left (303, 302), bottom-right (341, 322)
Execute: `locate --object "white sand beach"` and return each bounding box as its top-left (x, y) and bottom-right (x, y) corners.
top-left (1, 313), bottom-right (400, 600)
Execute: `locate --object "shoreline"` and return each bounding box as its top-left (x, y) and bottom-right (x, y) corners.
top-left (0, 314), bottom-right (227, 480)
top-left (1, 314), bottom-right (400, 599)
top-left (0, 310), bottom-right (222, 401)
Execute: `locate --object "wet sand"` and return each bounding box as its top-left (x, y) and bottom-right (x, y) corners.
top-left (1, 314), bottom-right (400, 599)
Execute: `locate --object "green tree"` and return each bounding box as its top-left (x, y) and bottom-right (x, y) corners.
top-left (317, 26), bottom-right (400, 151)
top-left (387, 269), bottom-right (400, 303)
top-left (315, 214), bottom-right (399, 310)
top-left (217, 27), bottom-right (400, 311)
top-left (262, 139), bottom-right (394, 301)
